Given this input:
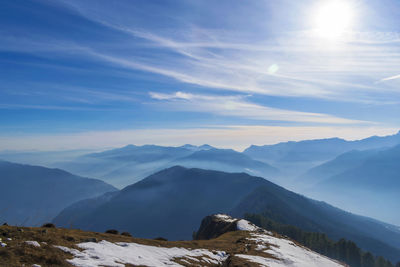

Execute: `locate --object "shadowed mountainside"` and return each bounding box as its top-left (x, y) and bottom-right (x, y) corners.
top-left (0, 160), bottom-right (117, 226)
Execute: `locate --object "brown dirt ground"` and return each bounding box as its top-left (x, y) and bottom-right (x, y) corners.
top-left (0, 225), bottom-right (280, 267)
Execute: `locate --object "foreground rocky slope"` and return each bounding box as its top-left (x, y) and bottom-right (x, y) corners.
top-left (0, 214), bottom-right (345, 267)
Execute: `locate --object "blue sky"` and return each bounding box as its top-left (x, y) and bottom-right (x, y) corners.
top-left (0, 0), bottom-right (399, 150)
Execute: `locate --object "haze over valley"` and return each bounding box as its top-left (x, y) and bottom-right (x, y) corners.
top-left (1, 0), bottom-right (400, 266)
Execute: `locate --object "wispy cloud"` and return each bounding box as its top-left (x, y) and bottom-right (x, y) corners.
top-left (4, 3), bottom-right (400, 103)
top-left (149, 91), bottom-right (370, 125)
top-left (380, 74), bottom-right (400, 82)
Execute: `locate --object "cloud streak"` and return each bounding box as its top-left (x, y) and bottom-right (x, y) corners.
top-left (380, 74), bottom-right (400, 82)
top-left (4, 3), bottom-right (400, 103)
top-left (149, 91), bottom-right (370, 125)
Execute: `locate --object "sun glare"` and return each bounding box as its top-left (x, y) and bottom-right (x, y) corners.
top-left (313, 0), bottom-right (354, 40)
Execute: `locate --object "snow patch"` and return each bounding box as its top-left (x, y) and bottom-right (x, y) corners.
top-left (0, 242), bottom-right (6, 247)
top-left (32, 264), bottom-right (41, 267)
top-left (56, 240), bottom-right (228, 267)
top-left (214, 214), bottom-right (235, 222)
top-left (25, 241), bottom-right (41, 247)
top-left (236, 219), bottom-right (259, 231)
top-left (238, 233), bottom-right (344, 267)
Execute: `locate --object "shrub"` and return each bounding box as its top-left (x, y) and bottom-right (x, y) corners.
top-left (105, 229), bottom-right (119, 235)
top-left (41, 223), bottom-right (56, 228)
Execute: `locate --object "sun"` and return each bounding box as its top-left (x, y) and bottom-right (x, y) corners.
top-left (313, 0), bottom-right (354, 40)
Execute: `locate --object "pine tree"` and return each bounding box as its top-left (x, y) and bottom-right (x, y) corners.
top-left (362, 252), bottom-right (375, 267)
top-left (347, 241), bottom-right (362, 267)
top-left (375, 256), bottom-right (387, 267)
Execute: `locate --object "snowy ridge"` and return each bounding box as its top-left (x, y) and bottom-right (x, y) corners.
top-left (212, 214), bottom-right (345, 267)
top-left (238, 233), bottom-right (345, 267)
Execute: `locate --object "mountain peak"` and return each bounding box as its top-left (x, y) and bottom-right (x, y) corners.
top-left (199, 144), bottom-right (214, 150)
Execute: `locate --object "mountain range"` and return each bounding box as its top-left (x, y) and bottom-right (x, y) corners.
top-left (53, 166), bottom-right (400, 262)
top-left (1, 130), bottom-right (400, 261)
top-left (51, 145), bottom-right (279, 188)
top-left (243, 130), bottom-right (400, 177)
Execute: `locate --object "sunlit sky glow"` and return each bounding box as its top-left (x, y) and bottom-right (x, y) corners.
top-left (0, 0), bottom-right (399, 150)
top-left (313, 0), bottom-right (354, 39)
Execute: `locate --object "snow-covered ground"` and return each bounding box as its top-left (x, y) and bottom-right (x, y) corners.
top-left (236, 219), bottom-right (259, 231)
top-left (53, 215), bottom-right (344, 267)
top-left (237, 233), bottom-right (344, 267)
top-left (56, 240), bottom-right (228, 267)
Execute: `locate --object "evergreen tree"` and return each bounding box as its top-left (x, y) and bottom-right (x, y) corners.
top-left (362, 252), bottom-right (375, 267)
top-left (347, 241), bottom-right (362, 267)
top-left (375, 256), bottom-right (388, 267)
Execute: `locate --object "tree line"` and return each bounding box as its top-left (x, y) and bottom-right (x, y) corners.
top-left (245, 213), bottom-right (400, 267)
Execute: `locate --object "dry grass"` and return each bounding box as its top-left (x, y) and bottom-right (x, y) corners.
top-left (0, 225), bottom-right (277, 267)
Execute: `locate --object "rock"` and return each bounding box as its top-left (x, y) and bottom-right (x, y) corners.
top-left (194, 214), bottom-right (239, 240)
top-left (121, 232), bottom-right (132, 237)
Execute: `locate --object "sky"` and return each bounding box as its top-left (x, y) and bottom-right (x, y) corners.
top-left (0, 0), bottom-right (399, 151)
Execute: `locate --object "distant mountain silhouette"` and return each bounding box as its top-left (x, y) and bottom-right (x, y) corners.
top-left (179, 144), bottom-right (215, 151)
top-left (88, 144), bottom-right (192, 162)
top-left (298, 148), bottom-right (382, 187)
top-left (53, 145), bottom-right (194, 188)
top-left (53, 145), bottom-right (278, 188)
top-left (302, 144), bottom-right (400, 226)
top-left (173, 148), bottom-right (279, 177)
top-left (243, 131), bottom-right (400, 176)
top-left (53, 166), bottom-right (400, 262)
top-left (0, 160), bottom-right (117, 226)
